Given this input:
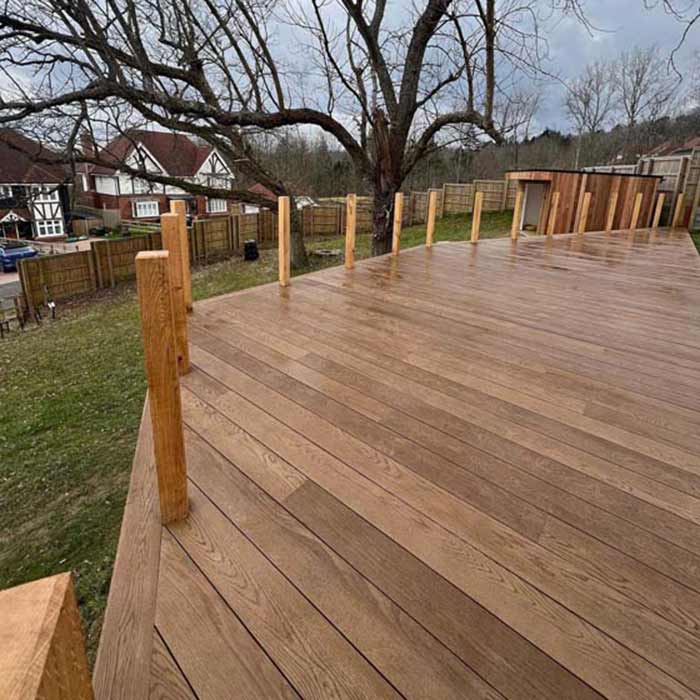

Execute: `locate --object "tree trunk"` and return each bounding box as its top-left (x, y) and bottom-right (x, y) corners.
top-left (371, 185), bottom-right (398, 256)
top-left (289, 203), bottom-right (308, 269)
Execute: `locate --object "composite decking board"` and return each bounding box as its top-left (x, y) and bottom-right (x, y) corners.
top-left (181, 367), bottom-right (697, 700)
top-left (181, 418), bottom-right (604, 700)
top-left (180, 429), bottom-right (505, 700)
top-left (217, 285), bottom-right (700, 458)
top-left (155, 529), bottom-right (302, 699)
top-left (200, 299), bottom-right (700, 524)
top-left (185, 347), bottom-right (700, 693)
top-left (186, 323), bottom-right (700, 635)
top-left (191, 308), bottom-right (700, 573)
top-left (149, 632), bottom-right (197, 700)
top-left (148, 230), bottom-right (700, 700)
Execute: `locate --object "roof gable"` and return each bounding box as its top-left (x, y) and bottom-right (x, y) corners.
top-left (0, 130), bottom-right (67, 184)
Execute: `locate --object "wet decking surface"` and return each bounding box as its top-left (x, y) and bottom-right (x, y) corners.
top-left (150, 229), bottom-right (700, 700)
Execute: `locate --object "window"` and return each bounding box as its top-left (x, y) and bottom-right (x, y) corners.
top-left (35, 219), bottom-right (64, 237)
top-left (134, 200), bottom-right (159, 218)
top-left (31, 185), bottom-right (59, 202)
top-left (207, 198), bottom-right (228, 214)
top-left (207, 175), bottom-right (231, 188)
top-left (0, 185), bottom-right (12, 199)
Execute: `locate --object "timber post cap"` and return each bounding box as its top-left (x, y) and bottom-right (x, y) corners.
top-left (136, 250), bottom-right (169, 261)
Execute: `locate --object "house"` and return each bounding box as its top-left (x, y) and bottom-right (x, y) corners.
top-left (0, 129), bottom-right (71, 240)
top-left (79, 130), bottom-right (236, 221)
top-left (242, 183), bottom-right (317, 213)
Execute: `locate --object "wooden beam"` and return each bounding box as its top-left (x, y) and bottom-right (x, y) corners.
top-left (652, 193), bottom-right (666, 228)
top-left (426, 190), bottom-right (438, 247)
top-left (511, 188), bottom-right (524, 240)
top-left (169, 200), bottom-right (193, 312)
top-left (0, 573), bottom-right (93, 700)
top-left (278, 196), bottom-right (291, 286)
top-left (160, 213), bottom-right (190, 375)
top-left (392, 193), bottom-right (404, 256)
top-left (344, 194), bottom-right (356, 269)
top-left (629, 192), bottom-right (643, 230)
top-left (135, 251), bottom-right (188, 524)
top-left (471, 191), bottom-right (483, 243)
top-left (605, 192), bottom-right (618, 232)
top-left (573, 173), bottom-right (589, 233)
top-left (672, 193), bottom-right (686, 228)
top-left (547, 192), bottom-right (560, 236)
top-left (577, 192), bottom-right (591, 234)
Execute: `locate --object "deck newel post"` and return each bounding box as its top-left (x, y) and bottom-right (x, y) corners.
top-left (426, 190), bottom-right (438, 247)
top-left (671, 193), bottom-right (685, 228)
top-left (170, 200), bottom-right (193, 312)
top-left (471, 191), bottom-right (483, 243)
top-left (160, 212), bottom-right (190, 375)
top-left (392, 193), bottom-right (404, 256)
top-left (629, 192), bottom-right (643, 230)
top-left (135, 251), bottom-right (189, 524)
top-left (511, 188), bottom-right (524, 240)
top-left (652, 193), bottom-right (665, 228)
top-left (547, 192), bottom-right (560, 236)
top-left (278, 196), bottom-right (291, 286)
top-left (345, 194), bottom-right (357, 269)
top-left (605, 192), bottom-right (618, 232)
top-left (577, 192), bottom-right (591, 234)
top-left (0, 573), bottom-right (94, 700)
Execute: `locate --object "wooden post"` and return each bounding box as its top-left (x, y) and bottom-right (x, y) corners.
top-left (547, 191), bottom-right (560, 236)
top-left (345, 194), bottom-right (356, 269)
top-left (605, 191), bottom-right (619, 232)
top-left (169, 200), bottom-right (193, 312)
top-left (160, 213), bottom-right (190, 375)
top-left (426, 190), bottom-right (438, 247)
top-left (652, 192), bottom-right (666, 228)
top-left (511, 188), bottom-right (524, 240)
top-left (135, 251), bottom-right (188, 523)
top-left (629, 192), bottom-right (643, 230)
top-left (392, 192), bottom-right (404, 256)
top-left (471, 191), bottom-right (483, 243)
top-left (0, 574), bottom-right (94, 700)
top-left (672, 193), bottom-right (685, 228)
top-left (577, 192), bottom-right (591, 234)
top-left (278, 196), bottom-right (291, 286)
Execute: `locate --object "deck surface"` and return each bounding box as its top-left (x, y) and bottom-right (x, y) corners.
top-left (151, 229), bottom-right (700, 700)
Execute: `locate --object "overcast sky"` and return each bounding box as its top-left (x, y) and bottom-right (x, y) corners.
top-left (536, 0), bottom-right (696, 131)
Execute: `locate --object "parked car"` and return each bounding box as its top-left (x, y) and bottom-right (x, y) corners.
top-left (0, 240), bottom-right (38, 272)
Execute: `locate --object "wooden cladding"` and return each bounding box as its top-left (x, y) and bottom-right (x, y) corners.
top-left (508, 170), bottom-right (660, 235)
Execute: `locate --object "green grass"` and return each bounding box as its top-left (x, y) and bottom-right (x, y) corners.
top-left (691, 231), bottom-right (700, 254)
top-left (0, 209), bottom-right (510, 661)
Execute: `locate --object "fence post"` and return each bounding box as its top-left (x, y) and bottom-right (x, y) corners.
top-left (170, 200), bottom-right (193, 312)
top-left (511, 188), bottom-right (524, 240)
top-left (426, 191), bottom-right (438, 247)
top-left (135, 251), bottom-right (188, 524)
top-left (577, 192), bottom-right (591, 234)
top-left (392, 193), bottom-right (404, 256)
top-left (547, 192), bottom-right (560, 236)
top-left (160, 213), bottom-right (190, 375)
top-left (0, 573), bottom-right (94, 700)
top-left (672, 193), bottom-right (685, 228)
top-left (345, 194), bottom-right (357, 269)
top-left (605, 192), bottom-right (618, 232)
top-left (278, 196), bottom-right (291, 286)
top-left (471, 191), bottom-right (483, 243)
top-left (629, 192), bottom-right (643, 230)
top-left (652, 192), bottom-right (665, 228)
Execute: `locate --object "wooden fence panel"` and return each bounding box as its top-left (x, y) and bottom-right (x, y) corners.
top-left (442, 183), bottom-right (475, 214)
top-left (19, 250), bottom-right (96, 308)
top-left (474, 180), bottom-right (506, 211)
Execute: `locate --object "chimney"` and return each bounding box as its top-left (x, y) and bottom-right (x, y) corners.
top-left (80, 129), bottom-right (96, 159)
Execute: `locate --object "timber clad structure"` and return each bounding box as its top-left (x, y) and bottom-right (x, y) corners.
top-left (507, 168), bottom-right (661, 235)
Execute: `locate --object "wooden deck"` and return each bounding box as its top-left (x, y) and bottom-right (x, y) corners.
top-left (149, 228), bottom-right (700, 700)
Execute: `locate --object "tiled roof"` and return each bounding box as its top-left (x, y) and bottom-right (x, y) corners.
top-left (93, 130), bottom-right (213, 176)
top-left (0, 130), bottom-right (68, 184)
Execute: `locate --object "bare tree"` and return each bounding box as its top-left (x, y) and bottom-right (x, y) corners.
top-left (564, 60), bottom-right (618, 168)
top-left (615, 46), bottom-right (679, 127)
top-left (0, 1), bottom-right (583, 259)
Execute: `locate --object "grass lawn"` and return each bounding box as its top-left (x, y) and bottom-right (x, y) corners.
top-left (0, 209), bottom-right (510, 661)
top-left (692, 231), bottom-right (700, 254)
